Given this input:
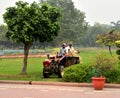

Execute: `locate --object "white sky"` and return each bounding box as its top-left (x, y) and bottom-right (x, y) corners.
top-left (74, 0), bottom-right (120, 25)
top-left (0, 0), bottom-right (120, 25)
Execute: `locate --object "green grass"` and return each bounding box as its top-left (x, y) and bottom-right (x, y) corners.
top-left (0, 48), bottom-right (117, 81)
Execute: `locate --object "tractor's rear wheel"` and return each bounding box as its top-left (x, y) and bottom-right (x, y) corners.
top-left (58, 66), bottom-right (64, 78)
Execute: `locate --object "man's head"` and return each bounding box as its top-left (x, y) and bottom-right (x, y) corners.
top-left (69, 43), bottom-right (72, 47)
top-left (62, 43), bottom-right (66, 48)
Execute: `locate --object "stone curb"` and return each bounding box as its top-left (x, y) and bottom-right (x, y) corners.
top-left (31, 81), bottom-right (92, 87)
top-left (104, 84), bottom-right (120, 88)
top-left (0, 80), bottom-right (120, 88)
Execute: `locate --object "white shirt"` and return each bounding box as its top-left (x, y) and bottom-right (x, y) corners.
top-left (59, 47), bottom-right (67, 56)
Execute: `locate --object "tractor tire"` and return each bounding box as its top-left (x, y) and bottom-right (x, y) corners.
top-left (43, 68), bottom-right (49, 78)
top-left (58, 66), bottom-right (64, 78)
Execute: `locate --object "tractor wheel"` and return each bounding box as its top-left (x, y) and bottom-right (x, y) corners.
top-left (58, 66), bottom-right (64, 78)
top-left (43, 68), bottom-right (49, 78)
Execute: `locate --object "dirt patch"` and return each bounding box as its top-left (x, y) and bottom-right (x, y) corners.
top-left (0, 54), bottom-right (47, 58)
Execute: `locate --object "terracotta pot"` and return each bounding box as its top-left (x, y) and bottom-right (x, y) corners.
top-left (92, 77), bottom-right (106, 90)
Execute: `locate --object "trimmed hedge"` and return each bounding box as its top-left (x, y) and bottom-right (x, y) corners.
top-left (62, 64), bottom-right (92, 82)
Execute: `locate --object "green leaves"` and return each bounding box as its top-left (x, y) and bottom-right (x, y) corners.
top-left (44, 0), bottom-right (88, 44)
top-left (96, 32), bottom-right (120, 46)
top-left (3, 1), bottom-right (61, 44)
top-left (92, 53), bottom-right (118, 77)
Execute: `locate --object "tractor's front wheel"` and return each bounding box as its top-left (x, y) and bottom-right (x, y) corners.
top-left (43, 68), bottom-right (50, 78)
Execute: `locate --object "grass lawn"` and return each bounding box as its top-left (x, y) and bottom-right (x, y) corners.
top-left (0, 48), bottom-right (117, 81)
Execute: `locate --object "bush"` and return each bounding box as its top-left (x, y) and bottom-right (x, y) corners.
top-left (62, 64), bottom-right (92, 82)
top-left (91, 53), bottom-right (118, 77)
top-left (116, 49), bottom-right (120, 55)
top-left (103, 69), bottom-right (120, 83)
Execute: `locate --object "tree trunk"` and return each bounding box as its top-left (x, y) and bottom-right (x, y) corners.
top-left (108, 46), bottom-right (113, 57)
top-left (22, 42), bottom-right (32, 74)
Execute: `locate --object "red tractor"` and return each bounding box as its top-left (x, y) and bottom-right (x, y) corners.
top-left (43, 54), bottom-right (80, 78)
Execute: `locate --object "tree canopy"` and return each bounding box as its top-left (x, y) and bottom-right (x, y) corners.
top-left (3, 1), bottom-right (61, 43)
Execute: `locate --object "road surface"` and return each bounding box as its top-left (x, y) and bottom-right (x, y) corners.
top-left (0, 83), bottom-right (120, 98)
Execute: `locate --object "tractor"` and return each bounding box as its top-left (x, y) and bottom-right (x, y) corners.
top-left (43, 54), bottom-right (80, 78)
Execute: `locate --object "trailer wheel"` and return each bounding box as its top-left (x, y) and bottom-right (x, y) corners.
top-left (76, 58), bottom-right (80, 64)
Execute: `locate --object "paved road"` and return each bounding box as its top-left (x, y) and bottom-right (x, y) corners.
top-left (0, 83), bottom-right (120, 98)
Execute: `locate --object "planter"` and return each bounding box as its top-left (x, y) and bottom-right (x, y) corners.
top-left (92, 77), bottom-right (106, 90)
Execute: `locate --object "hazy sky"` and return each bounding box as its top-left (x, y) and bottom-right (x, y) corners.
top-left (0, 0), bottom-right (120, 25)
top-left (74, 0), bottom-right (120, 25)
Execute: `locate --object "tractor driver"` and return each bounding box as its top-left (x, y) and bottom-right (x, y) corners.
top-left (58, 43), bottom-right (68, 57)
top-left (57, 43), bottom-right (68, 67)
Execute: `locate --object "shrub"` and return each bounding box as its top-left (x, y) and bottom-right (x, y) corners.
top-left (62, 64), bottom-right (92, 82)
top-left (116, 49), bottom-right (120, 55)
top-left (103, 69), bottom-right (120, 83)
top-left (91, 53), bottom-right (118, 77)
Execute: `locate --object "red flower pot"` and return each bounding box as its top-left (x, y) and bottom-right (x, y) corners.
top-left (92, 77), bottom-right (106, 90)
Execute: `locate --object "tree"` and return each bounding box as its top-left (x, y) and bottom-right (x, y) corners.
top-left (39, 0), bottom-right (88, 45)
top-left (0, 25), bottom-right (7, 42)
top-left (0, 25), bottom-right (8, 49)
top-left (80, 23), bottom-right (110, 47)
top-left (3, 1), bottom-right (61, 74)
top-left (96, 30), bottom-right (120, 56)
top-left (110, 20), bottom-right (120, 31)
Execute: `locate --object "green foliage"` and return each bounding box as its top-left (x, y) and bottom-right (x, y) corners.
top-left (96, 31), bottom-right (120, 56)
top-left (0, 25), bottom-right (7, 40)
top-left (103, 69), bottom-right (120, 83)
top-left (43, 0), bottom-right (88, 44)
top-left (115, 40), bottom-right (120, 48)
top-left (117, 55), bottom-right (120, 61)
top-left (96, 34), bottom-right (115, 47)
top-left (111, 20), bottom-right (120, 32)
top-left (80, 23), bottom-right (111, 47)
top-left (96, 31), bottom-right (120, 48)
top-left (3, 1), bottom-right (61, 43)
top-left (116, 49), bottom-right (120, 55)
top-left (115, 40), bottom-right (120, 60)
top-left (92, 53), bottom-right (118, 77)
top-left (62, 64), bottom-right (91, 82)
